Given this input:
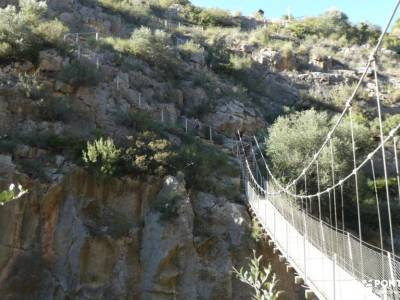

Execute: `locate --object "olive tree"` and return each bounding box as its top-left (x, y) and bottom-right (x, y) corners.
top-left (265, 109), bottom-right (372, 190)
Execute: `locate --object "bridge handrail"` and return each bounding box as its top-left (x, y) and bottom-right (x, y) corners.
top-left (241, 157), bottom-right (399, 298)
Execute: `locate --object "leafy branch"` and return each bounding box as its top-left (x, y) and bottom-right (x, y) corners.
top-left (233, 251), bottom-right (280, 300)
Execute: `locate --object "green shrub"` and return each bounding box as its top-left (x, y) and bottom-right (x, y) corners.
top-left (18, 72), bottom-right (45, 100)
top-left (178, 40), bottom-right (204, 61)
top-left (117, 109), bottom-right (163, 133)
top-left (305, 83), bottom-right (368, 110)
top-left (33, 19), bottom-right (68, 47)
top-left (383, 34), bottom-right (400, 54)
top-left (0, 184), bottom-right (28, 204)
top-left (228, 54), bottom-right (252, 71)
top-left (382, 115), bottom-right (400, 135)
top-left (251, 219), bottom-right (263, 242)
top-left (174, 138), bottom-right (238, 193)
top-left (0, 41), bottom-right (12, 57)
top-left (198, 7), bottom-right (235, 27)
top-left (98, 0), bottom-right (153, 24)
top-left (125, 131), bottom-right (175, 176)
top-left (61, 60), bottom-right (100, 87)
top-left (0, 0), bottom-right (66, 62)
top-left (249, 27), bottom-right (270, 47)
top-left (367, 177), bottom-right (399, 199)
top-left (83, 137), bottom-right (121, 176)
top-left (102, 27), bottom-right (178, 72)
top-left (181, 5), bottom-right (236, 27)
top-left (233, 251), bottom-right (280, 300)
top-left (38, 98), bottom-right (72, 122)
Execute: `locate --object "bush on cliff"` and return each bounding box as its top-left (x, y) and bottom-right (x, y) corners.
top-left (0, 0), bottom-right (67, 62)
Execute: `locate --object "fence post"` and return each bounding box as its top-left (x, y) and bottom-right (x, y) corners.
top-left (161, 109), bottom-right (164, 123)
top-left (320, 220), bottom-right (326, 253)
top-left (333, 253), bottom-right (337, 300)
top-left (96, 56), bottom-right (100, 70)
top-left (138, 93), bottom-right (142, 107)
top-left (347, 233), bottom-right (354, 275)
top-left (95, 32), bottom-right (99, 41)
top-left (303, 211), bottom-right (307, 281)
top-left (286, 221), bottom-right (289, 256)
top-left (388, 252), bottom-right (397, 300)
top-left (185, 118), bottom-right (188, 133)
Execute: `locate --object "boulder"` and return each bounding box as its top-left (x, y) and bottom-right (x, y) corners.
top-left (39, 49), bottom-right (63, 72)
top-left (310, 55), bottom-right (333, 72)
top-left (252, 48), bottom-right (296, 71)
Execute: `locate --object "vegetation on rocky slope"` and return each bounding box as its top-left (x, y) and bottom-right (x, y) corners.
top-left (0, 0), bottom-right (399, 297)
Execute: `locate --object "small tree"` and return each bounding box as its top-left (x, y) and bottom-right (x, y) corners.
top-left (266, 109), bottom-right (372, 187)
top-left (233, 251), bottom-right (280, 300)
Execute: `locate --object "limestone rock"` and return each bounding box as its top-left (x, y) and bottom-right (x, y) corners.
top-left (203, 100), bottom-right (265, 135)
top-left (0, 169), bottom-right (253, 300)
top-left (252, 48), bottom-right (296, 71)
top-left (310, 55), bottom-right (333, 72)
top-left (39, 49), bottom-right (63, 72)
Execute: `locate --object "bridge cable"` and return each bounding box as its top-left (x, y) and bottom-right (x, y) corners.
top-left (393, 137), bottom-right (400, 205)
top-left (254, 128), bottom-right (400, 198)
top-left (316, 159), bottom-right (322, 220)
top-left (328, 189), bottom-right (333, 226)
top-left (330, 140), bottom-right (339, 238)
top-left (370, 159), bottom-right (386, 279)
top-left (372, 58), bottom-right (395, 257)
top-left (349, 105), bottom-right (365, 279)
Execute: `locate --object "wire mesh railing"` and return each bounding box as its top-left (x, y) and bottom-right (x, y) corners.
top-left (239, 147), bottom-right (400, 299)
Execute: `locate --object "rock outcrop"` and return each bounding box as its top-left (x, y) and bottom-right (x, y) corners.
top-left (0, 169), bottom-right (253, 300)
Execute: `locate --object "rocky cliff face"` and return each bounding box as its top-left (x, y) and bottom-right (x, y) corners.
top-left (0, 168), bottom-right (254, 300)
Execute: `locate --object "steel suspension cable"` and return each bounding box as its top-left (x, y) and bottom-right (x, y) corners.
top-left (349, 106), bottom-right (364, 279)
top-left (328, 189), bottom-right (333, 225)
top-left (330, 140), bottom-right (338, 231)
top-left (370, 159), bottom-right (385, 278)
top-left (330, 140), bottom-right (339, 254)
top-left (372, 59), bottom-right (395, 257)
top-left (316, 159), bottom-right (322, 220)
top-left (394, 137), bottom-right (400, 203)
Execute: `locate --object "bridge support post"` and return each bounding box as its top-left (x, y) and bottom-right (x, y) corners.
top-left (303, 212), bottom-right (307, 282)
top-left (294, 276), bottom-right (304, 285)
top-left (305, 289), bottom-right (316, 300)
top-left (347, 233), bottom-right (354, 275)
top-left (388, 252), bottom-right (398, 300)
top-left (333, 253), bottom-right (337, 300)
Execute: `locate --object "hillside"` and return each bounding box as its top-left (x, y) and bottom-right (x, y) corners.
top-left (0, 0), bottom-right (399, 299)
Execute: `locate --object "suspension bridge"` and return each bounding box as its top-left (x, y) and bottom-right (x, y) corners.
top-left (235, 1), bottom-right (400, 299)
